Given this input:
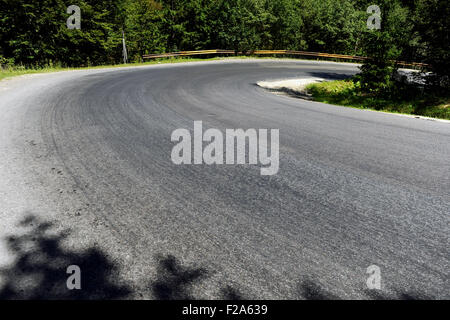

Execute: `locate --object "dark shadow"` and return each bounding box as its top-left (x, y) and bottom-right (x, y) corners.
top-left (150, 255), bottom-right (244, 300)
top-left (0, 216), bottom-right (434, 300)
top-left (307, 72), bottom-right (355, 81)
top-left (297, 278), bottom-right (434, 300)
top-left (364, 289), bottom-right (431, 300)
top-left (0, 215), bottom-right (130, 300)
top-left (221, 285), bottom-right (243, 300)
top-left (151, 254), bottom-right (208, 300)
top-left (253, 82), bottom-right (314, 100)
top-left (297, 279), bottom-right (341, 300)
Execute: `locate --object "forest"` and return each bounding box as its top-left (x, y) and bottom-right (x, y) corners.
top-left (0, 1), bottom-right (446, 67)
top-left (1, 0), bottom-right (449, 100)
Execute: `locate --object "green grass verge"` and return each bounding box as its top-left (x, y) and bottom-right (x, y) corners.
top-left (0, 56), bottom-right (228, 81)
top-left (306, 79), bottom-right (450, 120)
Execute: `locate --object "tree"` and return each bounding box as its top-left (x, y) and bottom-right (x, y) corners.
top-left (415, 0), bottom-right (450, 89)
top-left (300, 0), bottom-right (363, 54)
top-left (261, 0), bottom-right (304, 50)
top-left (356, 0), bottom-right (411, 94)
top-left (0, 0), bottom-right (447, 73)
top-left (124, 0), bottom-right (166, 61)
top-left (0, 0), bottom-right (124, 67)
top-left (209, 0), bottom-right (261, 52)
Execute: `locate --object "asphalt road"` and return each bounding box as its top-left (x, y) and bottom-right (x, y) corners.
top-left (0, 60), bottom-right (448, 299)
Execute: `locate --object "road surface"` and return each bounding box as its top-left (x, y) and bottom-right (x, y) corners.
top-left (0, 59), bottom-right (448, 299)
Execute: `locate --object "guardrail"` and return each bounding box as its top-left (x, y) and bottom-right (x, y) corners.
top-left (142, 49), bottom-right (234, 59)
top-left (142, 49), bottom-right (427, 68)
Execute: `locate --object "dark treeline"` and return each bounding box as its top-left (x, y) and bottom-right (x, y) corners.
top-left (0, 0), bottom-right (448, 79)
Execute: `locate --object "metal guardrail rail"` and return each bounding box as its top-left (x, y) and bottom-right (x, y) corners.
top-left (142, 49), bottom-right (427, 69)
top-left (142, 49), bottom-right (234, 59)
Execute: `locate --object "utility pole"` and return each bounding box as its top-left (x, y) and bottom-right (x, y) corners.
top-left (122, 29), bottom-right (128, 64)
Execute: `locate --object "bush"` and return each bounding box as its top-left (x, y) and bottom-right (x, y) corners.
top-left (0, 55), bottom-right (15, 70)
top-left (357, 0), bottom-right (410, 96)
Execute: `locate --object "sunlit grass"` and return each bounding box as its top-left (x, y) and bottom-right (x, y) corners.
top-left (306, 80), bottom-right (450, 120)
top-left (0, 56), bottom-right (228, 81)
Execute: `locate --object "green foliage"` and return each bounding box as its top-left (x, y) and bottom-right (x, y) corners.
top-left (259, 0), bottom-right (303, 50)
top-left (307, 79), bottom-right (450, 120)
top-left (208, 0), bottom-right (263, 52)
top-left (414, 0), bottom-right (450, 89)
top-left (124, 0), bottom-right (166, 61)
top-left (355, 0), bottom-right (411, 95)
top-left (0, 0), bottom-right (124, 67)
top-left (301, 0), bottom-right (365, 54)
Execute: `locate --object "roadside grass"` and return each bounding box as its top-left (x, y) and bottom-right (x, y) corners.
top-left (0, 56), bottom-right (225, 81)
top-left (0, 65), bottom-right (61, 81)
top-left (306, 79), bottom-right (450, 120)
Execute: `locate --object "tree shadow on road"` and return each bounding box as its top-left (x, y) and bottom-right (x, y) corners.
top-left (220, 285), bottom-right (243, 300)
top-left (296, 277), bottom-right (433, 300)
top-left (0, 215), bottom-right (131, 300)
top-left (5, 215), bottom-right (430, 300)
top-left (364, 289), bottom-right (431, 300)
top-left (0, 215), bottom-right (244, 300)
top-left (297, 279), bottom-right (341, 300)
top-left (151, 254), bottom-right (208, 300)
top-left (150, 254), bottom-right (244, 300)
